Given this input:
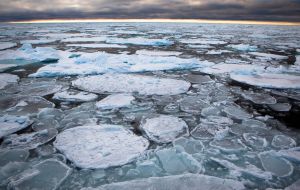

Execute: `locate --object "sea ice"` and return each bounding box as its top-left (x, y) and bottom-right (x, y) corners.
top-left (232, 73), bottom-right (300, 89)
top-left (155, 148), bottom-right (202, 174)
top-left (62, 37), bottom-right (107, 42)
top-left (0, 149), bottom-right (29, 166)
top-left (96, 94), bottom-right (134, 110)
top-left (285, 179), bottom-right (300, 190)
top-left (210, 139), bottom-right (247, 153)
top-left (173, 137), bottom-right (204, 154)
top-left (139, 115), bottom-right (189, 143)
top-left (1, 128), bottom-right (58, 149)
top-left (0, 42), bottom-right (17, 50)
top-left (191, 123), bottom-right (229, 140)
top-left (278, 148), bottom-right (300, 163)
top-left (223, 105), bottom-right (253, 120)
top-left (82, 173), bottom-right (245, 190)
top-left (8, 159), bottom-right (72, 190)
top-left (243, 133), bottom-right (268, 149)
top-left (268, 103), bottom-right (292, 112)
top-left (72, 74), bottom-right (191, 95)
top-left (271, 135), bottom-right (296, 149)
top-left (0, 74), bottom-right (19, 89)
top-left (16, 81), bottom-right (63, 97)
top-left (179, 96), bottom-right (209, 114)
top-left (227, 44), bottom-right (258, 52)
top-left (182, 74), bottom-right (213, 84)
top-left (66, 44), bottom-right (127, 48)
top-left (249, 52), bottom-right (288, 60)
top-left (106, 37), bottom-right (173, 46)
top-left (180, 39), bottom-right (227, 45)
top-left (0, 64), bottom-right (18, 72)
top-left (241, 92), bottom-right (277, 105)
top-left (0, 115), bottom-right (32, 139)
top-left (53, 90), bottom-right (98, 102)
top-left (259, 151), bottom-right (294, 177)
top-left (201, 64), bottom-right (264, 75)
top-left (54, 125), bottom-right (149, 169)
top-left (20, 39), bottom-right (57, 44)
top-left (135, 50), bottom-right (182, 56)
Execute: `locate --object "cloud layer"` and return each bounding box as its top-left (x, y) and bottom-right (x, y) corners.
top-left (0, 0), bottom-right (299, 22)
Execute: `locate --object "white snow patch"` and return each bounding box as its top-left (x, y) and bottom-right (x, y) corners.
top-left (96, 94), bottom-right (135, 109)
top-left (135, 50), bottom-right (182, 56)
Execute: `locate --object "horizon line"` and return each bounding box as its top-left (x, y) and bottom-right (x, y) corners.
top-left (7, 18), bottom-right (300, 26)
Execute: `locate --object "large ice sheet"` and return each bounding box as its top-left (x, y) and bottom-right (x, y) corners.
top-left (72, 74), bottom-right (191, 95)
top-left (82, 173), bottom-right (245, 190)
top-left (20, 39), bottom-right (57, 44)
top-left (140, 115), bottom-right (189, 143)
top-left (230, 73), bottom-right (300, 89)
top-left (54, 125), bottom-right (149, 169)
top-left (0, 74), bottom-right (19, 89)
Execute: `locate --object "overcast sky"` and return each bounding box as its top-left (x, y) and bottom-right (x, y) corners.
top-left (0, 0), bottom-right (299, 22)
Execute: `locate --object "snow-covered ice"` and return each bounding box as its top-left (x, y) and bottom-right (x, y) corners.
top-left (66, 44), bottom-right (127, 48)
top-left (201, 63), bottom-right (264, 75)
top-left (139, 115), bottom-right (189, 143)
top-left (53, 90), bottom-right (98, 102)
top-left (96, 94), bottom-right (135, 110)
top-left (72, 74), bottom-right (191, 95)
top-left (54, 125), bottom-right (149, 169)
top-left (0, 115), bottom-right (32, 139)
top-left (106, 37), bottom-right (173, 46)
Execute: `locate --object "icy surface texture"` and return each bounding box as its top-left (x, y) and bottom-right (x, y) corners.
top-left (96, 94), bottom-right (135, 110)
top-left (54, 125), bottom-right (149, 169)
top-left (53, 90), bottom-right (98, 102)
top-left (0, 74), bottom-right (19, 89)
top-left (72, 74), bottom-right (191, 95)
top-left (0, 42), bottom-right (17, 50)
top-left (0, 115), bottom-right (32, 138)
top-left (140, 115), bottom-right (189, 143)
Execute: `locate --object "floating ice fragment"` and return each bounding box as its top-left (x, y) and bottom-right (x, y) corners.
top-left (83, 173), bottom-right (245, 190)
top-left (191, 123), bottom-right (229, 140)
top-left (223, 105), bottom-right (253, 120)
top-left (210, 139), bottom-right (247, 153)
top-left (0, 115), bottom-right (32, 138)
top-left (140, 115), bottom-right (189, 143)
top-left (259, 151), bottom-right (294, 177)
top-left (53, 90), bottom-right (98, 102)
top-left (8, 159), bottom-right (71, 190)
top-left (96, 94), bottom-right (134, 110)
top-left (243, 133), bottom-right (268, 149)
top-left (54, 125), bottom-right (149, 169)
top-left (227, 44), bottom-right (258, 52)
top-left (179, 96), bottom-right (209, 114)
top-left (173, 137), bottom-right (204, 154)
top-left (0, 74), bottom-right (19, 89)
top-left (135, 50), bottom-right (182, 56)
top-left (106, 37), bottom-right (173, 46)
top-left (62, 37), bottom-right (107, 42)
top-left (285, 178), bottom-right (300, 190)
top-left (0, 64), bottom-right (18, 72)
top-left (182, 74), bottom-right (213, 84)
top-left (0, 149), bottom-right (29, 166)
top-left (272, 135), bottom-right (296, 149)
top-left (242, 92), bottom-right (277, 105)
top-left (180, 39), bottom-right (227, 45)
top-left (201, 63), bottom-right (265, 75)
top-left (155, 148), bottom-right (202, 174)
top-left (278, 147), bottom-right (300, 163)
top-left (1, 128), bottom-right (58, 149)
top-left (249, 52), bottom-right (288, 60)
top-left (0, 42), bottom-right (17, 50)
top-left (66, 44), bottom-right (127, 48)
top-left (268, 103), bottom-right (291, 112)
top-left (20, 39), bottom-right (56, 44)
top-left (72, 74), bottom-right (191, 95)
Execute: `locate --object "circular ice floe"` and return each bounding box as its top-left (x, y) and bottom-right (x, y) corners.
top-left (53, 89), bottom-right (98, 102)
top-left (1, 128), bottom-right (58, 150)
top-left (0, 74), bottom-right (19, 90)
top-left (230, 73), bottom-right (300, 89)
top-left (72, 74), bottom-right (191, 95)
top-left (0, 95), bottom-right (54, 115)
top-left (96, 94), bottom-right (135, 110)
top-left (140, 115), bottom-right (189, 143)
top-left (272, 135), bottom-right (296, 149)
top-left (243, 133), bottom-right (268, 149)
top-left (0, 115), bottom-right (32, 139)
top-left (54, 125), bottom-right (149, 169)
top-left (259, 151), bottom-right (294, 177)
top-left (191, 123), bottom-right (229, 140)
top-left (209, 138), bottom-right (247, 153)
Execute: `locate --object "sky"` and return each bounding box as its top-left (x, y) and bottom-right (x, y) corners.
top-left (0, 0), bottom-right (300, 22)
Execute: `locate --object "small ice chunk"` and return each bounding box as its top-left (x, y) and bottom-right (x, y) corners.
top-left (242, 92), bottom-right (277, 105)
top-left (259, 151), bottom-right (293, 177)
top-left (72, 74), bottom-right (191, 95)
top-left (0, 42), bottom-right (17, 50)
top-left (18, 81), bottom-right (63, 97)
top-left (20, 39), bottom-right (56, 44)
top-left (223, 105), bottom-right (253, 120)
top-left (242, 119), bottom-right (267, 129)
top-left (66, 44), bottom-right (127, 48)
top-left (8, 159), bottom-right (71, 190)
top-left (210, 139), bottom-right (247, 153)
top-left (272, 135), bottom-right (296, 149)
top-left (182, 74), bottom-right (213, 84)
top-left (201, 115), bottom-right (233, 126)
top-left (249, 52), bottom-right (288, 60)
top-left (82, 173), bottom-right (245, 190)
top-left (268, 103), bottom-right (291, 112)
top-left (179, 96), bottom-right (209, 114)
top-left (0, 115), bottom-right (32, 138)
top-left (1, 129), bottom-right (58, 149)
top-left (135, 50), bottom-right (182, 56)
top-left (278, 148), bottom-right (300, 163)
top-left (140, 115), bottom-right (189, 143)
top-left (230, 73), bottom-right (300, 89)
top-left (206, 50), bottom-right (232, 55)
top-left (191, 123), bottom-right (229, 140)
top-left (0, 73), bottom-right (19, 89)
top-left (243, 133), bottom-right (268, 149)
top-left (201, 63), bottom-right (265, 75)
top-left (106, 37), bottom-right (173, 46)
top-left (227, 44), bottom-right (258, 52)
top-left (173, 137), bottom-right (204, 154)
top-left (53, 90), bottom-right (98, 102)
top-left (156, 148), bottom-right (202, 174)
top-left (62, 36), bottom-right (107, 42)
top-left (96, 94), bottom-right (134, 110)
top-left (54, 125), bottom-right (149, 169)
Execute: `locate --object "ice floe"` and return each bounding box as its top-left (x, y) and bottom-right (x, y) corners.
top-left (259, 151), bottom-right (294, 177)
top-left (8, 159), bottom-right (71, 190)
top-left (135, 50), bottom-right (182, 56)
top-left (210, 139), bottom-right (247, 153)
top-left (0, 115), bottom-right (32, 139)
top-left (268, 103), bottom-right (292, 112)
top-left (96, 94), bottom-right (134, 110)
top-left (53, 90), bottom-right (98, 102)
top-left (0, 74), bottom-right (19, 89)
top-left (1, 128), bottom-right (58, 149)
top-left (272, 135), bottom-right (296, 149)
top-left (173, 137), bottom-right (204, 154)
top-left (0, 42), bottom-right (17, 50)
top-left (180, 39), bottom-right (227, 45)
top-left (82, 173), bottom-right (245, 190)
top-left (241, 92), bottom-right (277, 105)
top-left (278, 147), bottom-right (300, 163)
top-left (106, 37), bottom-right (173, 46)
top-left (62, 37), bottom-right (107, 42)
top-left (230, 73), bottom-right (300, 89)
top-left (182, 74), bottom-right (213, 84)
top-left (72, 74), bottom-right (191, 95)
top-left (227, 44), bottom-right (258, 51)
top-left (0, 64), bottom-right (18, 72)
top-left (191, 123), bottom-right (229, 140)
top-left (20, 39), bottom-right (57, 44)
top-left (243, 133), bottom-right (268, 149)
top-left (201, 63), bottom-right (264, 75)
top-left (179, 96), bottom-right (209, 114)
top-left (66, 44), bottom-right (127, 48)
top-left (249, 52), bottom-right (288, 60)
top-left (54, 125), bottom-right (149, 169)
top-left (223, 105), bottom-right (253, 120)
top-left (139, 115), bottom-right (189, 143)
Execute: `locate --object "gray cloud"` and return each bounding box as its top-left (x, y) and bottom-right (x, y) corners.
top-left (0, 0), bottom-right (299, 22)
